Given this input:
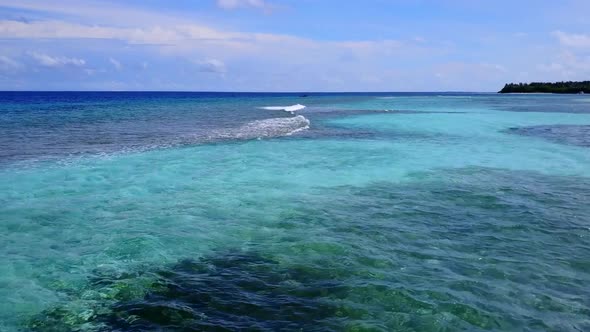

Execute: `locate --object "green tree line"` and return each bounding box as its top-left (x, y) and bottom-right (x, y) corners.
top-left (499, 81), bottom-right (590, 93)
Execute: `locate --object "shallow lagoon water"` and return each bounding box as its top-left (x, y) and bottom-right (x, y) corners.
top-left (0, 92), bottom-right (589, 331)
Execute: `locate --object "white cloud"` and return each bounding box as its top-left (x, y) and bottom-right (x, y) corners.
top-left (216, 0), bottom-right (272, 11)
top-left (0, 19), bottom-right (421, 62)
top-left (541, 31), bottom-right (590, 80)
top-left (197, 59), bottom-right (226, 73)
top-left (29, 52), bottom-right (85, 67)
top-left (0, 0), bottom-right (196, 27)
top-left (0, 2), bottom-right (449, 91)
top-left (0, 20), bottom-right (235, 45)
top-left (538, 51), bottom-right (590, 79)
top-left (553, 30), bottom-right (590, 48)
top-left (0, 55), bottom-right (22, 71)
top-left (109, 57), bottom-right (122, 70)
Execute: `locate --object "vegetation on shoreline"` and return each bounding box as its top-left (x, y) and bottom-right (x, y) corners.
top-left (499, 81), bottom-right (590, 94)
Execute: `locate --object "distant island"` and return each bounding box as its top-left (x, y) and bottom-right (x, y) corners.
top-left (499, 81), bottom-right (589, 94)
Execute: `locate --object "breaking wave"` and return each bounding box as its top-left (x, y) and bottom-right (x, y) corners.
top-left (210, 115), bottom-right (310, 141)
top-left (259, 104), bottom-right (306, 113)
top-left (6, 116), bottom-right (312, 169)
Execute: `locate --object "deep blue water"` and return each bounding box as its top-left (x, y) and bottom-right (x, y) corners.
top-left (1, 92), bottom-right (589, 331)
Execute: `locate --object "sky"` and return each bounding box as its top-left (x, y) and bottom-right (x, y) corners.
top-left (0, 0), bottom-right (589, 91)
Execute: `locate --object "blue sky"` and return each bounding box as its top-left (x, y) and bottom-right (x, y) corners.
top-left (0, 0), bottom-right (589, 91)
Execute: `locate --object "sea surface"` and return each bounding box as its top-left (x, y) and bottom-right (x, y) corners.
top-left (0, 92), bottom-right (589, 331)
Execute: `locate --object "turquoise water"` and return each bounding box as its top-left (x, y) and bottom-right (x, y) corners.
top-left (1, 92), bottom-right (589, 331)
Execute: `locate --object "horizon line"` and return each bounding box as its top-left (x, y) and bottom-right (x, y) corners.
top-left (0, 90), bottom-right (496, 93)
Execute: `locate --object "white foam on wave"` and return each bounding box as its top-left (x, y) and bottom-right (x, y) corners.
top-left (260, 104), bottom-right (306, 113)
top-left (213, 115), bottom-right (310, 141)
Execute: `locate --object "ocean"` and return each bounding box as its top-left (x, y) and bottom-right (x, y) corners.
top-left (0, 92), bottom-right (589, 331)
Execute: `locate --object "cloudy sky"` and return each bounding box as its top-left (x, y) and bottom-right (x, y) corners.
top-left (0, 0), bottom-right (589, 91)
